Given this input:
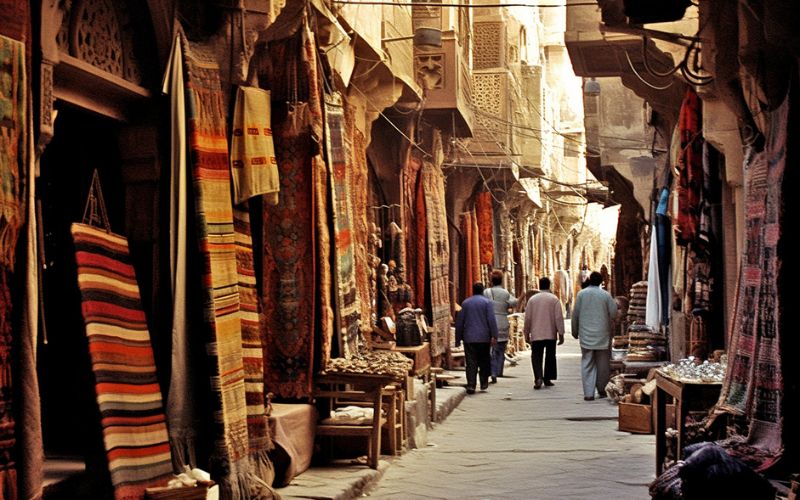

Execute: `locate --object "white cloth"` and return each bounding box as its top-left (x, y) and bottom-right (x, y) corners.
top-left (645, 223), bottom-right (661, 329)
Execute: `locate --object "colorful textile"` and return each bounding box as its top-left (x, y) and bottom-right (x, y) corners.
top-left (460, 213), bottom-right (473, 301)
top-left (262, 25), bottom-right (320, 399)
top-left (0, 270), bottom-right (16, 500)
top-left (675, 88), bottom-right (703, 246)
top-left (313, 154), bottom-right (334, 367)
top-left (717, 95), bottom-right (787, 470)
top-left (422, 164), bottom-right (450, 357)
top-left (475, 191), bottom-right (494, 265)
top-left (0, 1), bottom-right (28, 41)
top-left (401, 159), bottom-right (421, 306)
top-left (230, 87), bottom-right (279, 205)
top-left (347, 107), bottom-right (373, 338)
top-left (183, 39), bottom-right (251, 497)
top-left (70, 223), bottom-right (172, 500)
top-left (0, 35), bottom-right (25, 268)
top-left (414, 164), bottom-right (427, 311)
top-left (470, 210), bottom-right (481, 284)
top-left (324, 93), bottom-right (361, 358)
top-left (233, 207), bottom-right (273, 469)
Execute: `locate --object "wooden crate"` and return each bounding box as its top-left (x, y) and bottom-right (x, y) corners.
top-left (619, 402), bottom-right (653, 434)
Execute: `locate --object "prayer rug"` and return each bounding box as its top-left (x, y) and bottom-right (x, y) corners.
top-left (324, 93), bottom-right (361, 358)
top-left (422, 164), bottom-right (450, 357)
top-left (717, 95), bottom-right (787, 470)
top-left (0, 34), bottom-right (25, 268)
top-left (475, 191), bottom-right (494, 266)
top-left (230, 87), bottom-right (279, 206)
top-left (183, 39), bottom-right (250, 497)
top-left (70, 223), bottom-right (172, 500)
top-left (233, 207), bottom-right (273, 468)
top-left (262, 24), bottom-right (320, 399)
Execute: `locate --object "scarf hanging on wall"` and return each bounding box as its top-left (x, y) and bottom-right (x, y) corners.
top-left (422, 164), bottom-right (450, 358)
top-left (475, 191), bottom-right (494, 266)
top-left (71, 224), bottom-right (173, 500)
top-left (230, 87), bottom-right (279, 206)
top-left (0, 34), bottom-right (25, 267)
top-left (324, 93), bottom-right (361, 358)
top-left (717, 94), bottom-right (787, 472)
top-left (183, 38), bottom-right (251, 498)
top-left (262, 22), bottom-right (319, 399)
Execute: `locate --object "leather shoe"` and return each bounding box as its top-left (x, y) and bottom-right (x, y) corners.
top-left (583, 396), bottom-right (595, 401)
top-left (480, 383), bottom-right (489, 391)
top-left (534, 378), bottom-right (543, 390)
top-left (466, 387), bottom-right (475, 395)
top-left (543, 380), bottom-right (554, 387)
top-left (490, 376), bottom-right (497, 384)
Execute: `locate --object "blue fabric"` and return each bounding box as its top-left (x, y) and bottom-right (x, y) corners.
top-left (656, 213), bottom-right (672, 325)
top-left (490, 341), bottom-right (508, 377)
top-left (455, 294), bottom-right (499, 345)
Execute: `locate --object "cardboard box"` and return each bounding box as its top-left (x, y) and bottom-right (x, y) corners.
top-left (619, 402), bottom-right (653, 434)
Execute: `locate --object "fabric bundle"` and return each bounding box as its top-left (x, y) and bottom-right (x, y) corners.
top-left (324, 92), bottom-right (361, 358)
top-left (182, 38), bottom-right (252, 498)
top-left (71, 223), bottom-right (173, 500)
top-left (675, 88), bottom-right (703, 246)
top-left (230, 87), bottom-right (279, 206)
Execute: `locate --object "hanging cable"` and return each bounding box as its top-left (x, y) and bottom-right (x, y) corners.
top-left (624, 50), bottom-right (674, 91)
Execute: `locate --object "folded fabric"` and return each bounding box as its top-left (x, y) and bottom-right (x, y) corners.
top-left (230, 86), bottom-right (279, 205)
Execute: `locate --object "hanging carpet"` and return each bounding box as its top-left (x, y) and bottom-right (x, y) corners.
top-left (324, 93), bottom-right (361, 358)
top-left (414, 166), bottom-right (427, 310)
top-left (71, 224), bottom-right (172, 500)
top-left (422, 164), bottom-right (450, 357)
top-left (262, 23), bottom-right (320, 399)
top-left (475, 191), bottom-right (494, 266)
top-left (460, 212), bottom-right (473, 301)
top-left (717, 94), bottom-right (787, 472)
top-left (470, 210), bottom-right (481, 284)
top-left (182, 39), bottom-right (252, 498)
top-left (313, 154), bottom-right (334, 367)
top-left (401, 159), bottom-right (421, 307)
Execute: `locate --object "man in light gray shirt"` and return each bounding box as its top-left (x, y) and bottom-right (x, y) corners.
top-left (484, 270), bottom-right (518, 383)
top-left (524, 277), bottom-right (565, 390)
top-left (571, 271), bottom-right (618, 401)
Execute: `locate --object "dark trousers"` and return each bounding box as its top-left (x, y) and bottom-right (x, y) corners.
top-left (464, 342), bottom-right (491, 389)
top-left (531, 339), bottom-right (557, 382)
top-left (490, 341), bottom-right (508, 377)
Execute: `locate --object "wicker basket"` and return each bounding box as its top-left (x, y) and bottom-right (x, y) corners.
top-left (145, 480), bottom-right (214, 500)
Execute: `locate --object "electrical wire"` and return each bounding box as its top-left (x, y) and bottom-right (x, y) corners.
top-left (332, 1), bottom-right (597, 8)
top-left (624, 50), bottom-right (674, 91)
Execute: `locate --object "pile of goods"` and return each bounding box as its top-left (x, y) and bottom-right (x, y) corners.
top-left (660, 357), bottom-right (726, 383)
top-left (627, 281), bottom-right (648, 326)
top-left (626, 324), bottom-right (666, 362)
top-left (324, 350), bottom-right (413, 379)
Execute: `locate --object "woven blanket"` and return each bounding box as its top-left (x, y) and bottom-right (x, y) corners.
top-left (476, 192), bottom-right (494, 266)
top-left (400, 160), bottom-right (419, 307)
top-left (470, 210), bottom-right (481, 284)
top-left (183, 39), bottom-right (251, 497)
top-left (0, 34), bottom-right (25, 268)
top-left (233, 207), bottom-right (272, 460)
top-left (717, 95), bottom-right (787, 470)
top-left (324, 93), bottom-right (361, 358)
top-left (313, 154), bottom-right (334, 366)
top-left (70, 223), bottom-right (172, 499)
top-left (414, 167), bottom-right (427, 310)
top-left (460, 213), bottom-right (473, 301)
top-left (0, 270), bottom-right (16, 500)
top-left (422, 164), bottom-right (450, 357)
top-left (230, 87), bottom-right (279, 206)
top-left (262, 26), bottom-right (320, 399)
top-left (675, 88), bottom-right (702, 246)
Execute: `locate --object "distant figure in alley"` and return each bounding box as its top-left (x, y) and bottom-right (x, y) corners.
top-left (484, 269), bottom-right (518, 383)
top-left (571, 271), bottom-right (618, 401)
top-left (524, 277), bottom-right (565, 390)
top-left (455, 282), bottom-right (499, 394)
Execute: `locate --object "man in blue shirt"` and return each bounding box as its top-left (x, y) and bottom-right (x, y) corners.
top-left (571, 271), bottom-right (618, 401)
top-left (455, 282), bottom-right (499, 394)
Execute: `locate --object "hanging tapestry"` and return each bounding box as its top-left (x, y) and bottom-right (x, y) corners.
top-left (717, 95), bottom-right (787, 471)
top-left (401, 159), bottom-right (421, 305)
top-left (233, 207), bottom-right (274, 477)
top-left (460, 212), bottom-right (473, 301)
top-left (470, 210), bottom-right (481, 284)
top-left (313, 154), bottom-right (334, 367)
top-left (324, 93), bottom-right (361, 358)
top-left (71, 224), bottom-right (173, 500)
top-left (262, 23), bottom-right (320, 399)
top-left (183, 39), bottom-right (251, 498)
top-left (230, 86), bottom-right (279, 206)
top-left (0, 34), bottom-right (25, 268)
top-left (346, 106), bottom-right (373, 337)
top-left (414, 166), bottom-right (427, 310)
top-left (0, 270), bottom-right (16, 500)
top-left (422, 164), bottom-right (450, 357)
top-left (475, 191), bottom-right (494, 266)
top-left (675, 88), bottom-right (703, 246)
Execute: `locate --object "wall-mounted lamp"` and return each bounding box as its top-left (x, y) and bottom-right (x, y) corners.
top-left (382, 27), bottom-right (442, 49)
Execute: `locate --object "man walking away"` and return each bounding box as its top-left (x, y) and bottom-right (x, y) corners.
top-left (524, 277), bottom-right (565, 390)
top-left (571, 271), bottom-right (618, 401)
top-left (484, 269), bottom-right (518, 383)
top-left (455, 282), bottom-right (499, 394)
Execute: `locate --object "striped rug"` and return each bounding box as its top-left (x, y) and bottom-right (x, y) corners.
top-left (422, 164), bottom-right (450, 358)
top-left (71, 223), bottom-right (172, 500)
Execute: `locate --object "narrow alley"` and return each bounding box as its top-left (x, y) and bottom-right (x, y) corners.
top-left (365, 335), bottom-right (654, 499)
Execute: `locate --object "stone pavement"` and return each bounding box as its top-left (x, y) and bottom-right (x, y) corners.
top-left (363, 336), bottom-right (656, 499)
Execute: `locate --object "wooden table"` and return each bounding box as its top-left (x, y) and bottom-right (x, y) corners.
top-left (654, 370), bottom-right (722, 474)
top-left (387, 343), bottom-right (436, 421)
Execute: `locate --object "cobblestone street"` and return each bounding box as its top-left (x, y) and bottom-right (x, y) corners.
top-left (365, 335), bottom-right (655, 499)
